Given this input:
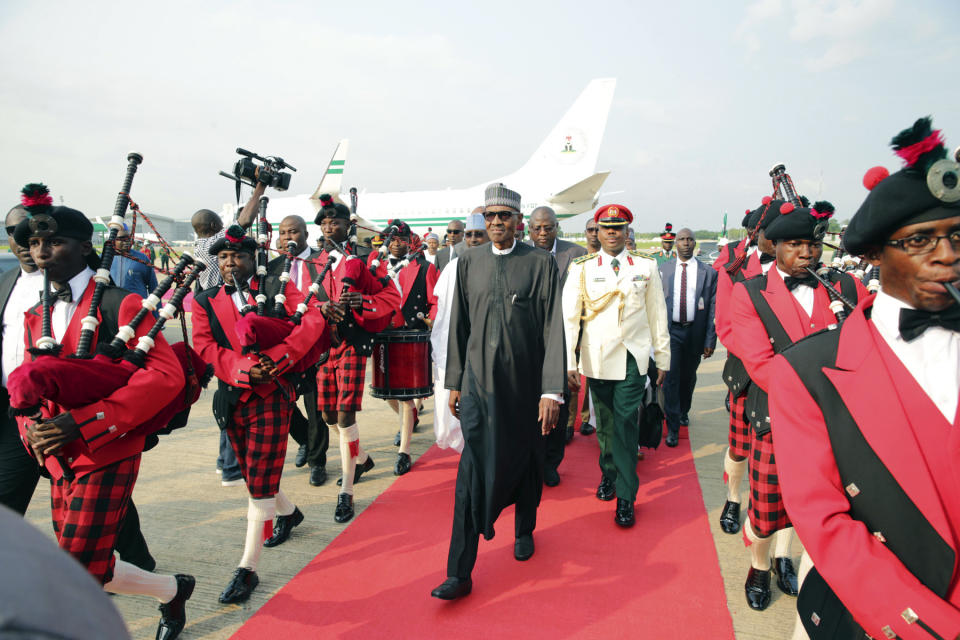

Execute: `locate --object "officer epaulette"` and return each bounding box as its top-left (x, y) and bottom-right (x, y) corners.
top-left (629, 249), bottom-right (656, 261)
top-left (573, 253), bottom-right (599, 265)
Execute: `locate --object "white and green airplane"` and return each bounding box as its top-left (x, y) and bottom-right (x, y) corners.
top-left (255, 78), bottom-right (616, 238)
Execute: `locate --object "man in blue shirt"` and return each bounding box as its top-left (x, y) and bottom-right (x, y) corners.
top-left (110, 226), bottom-right (158, 299)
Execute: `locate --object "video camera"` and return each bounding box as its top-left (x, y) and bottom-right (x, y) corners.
top-left (220, 147), bottom-right (296, 195)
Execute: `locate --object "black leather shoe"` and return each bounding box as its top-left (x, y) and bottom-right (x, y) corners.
top-left (580, 422), bottom-right (596, 435)
top-left (219, 567), bottom-right (258, 604)
top-left (334, 493), bottom-right (354, 523)
top-left (774, 557), bottom-right (799, 596)
top-left (680, 414), bottom-right (690, 426)
top-left (394, 430), bottom-right (401, 447)
top-left (337, 456), bottom-right (375, 486)
top-left (156, 574), bottom-right (194, 640)
top-left (394, 452), bottom-right (412, 476)
top-left (264, 507), bottom-right (303, 547)
top-left (744, 567), bottom-right (772, 610)
top-left (665, 431), bottom-right (679, 447)
top-left (431, 576), bottom-right (472, 600)
top-left (309, 465), bottom-right (327, 487)
top-left (514, 534), bottom-right (535, 561)
top-left (719, 500), bottom-right (741, 534)
top-left (294, 444), bottom-right (308, 468)
top-left (565, 426), bottom-right (574, 444)
top-left (596, 477), bottom-right (616, 501)
top-left (615, 498), bottom-right (635, 527)
top-left (544, 467), bottom-right (560, 487)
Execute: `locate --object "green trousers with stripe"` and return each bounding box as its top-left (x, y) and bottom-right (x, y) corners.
top-left (588, 353), bottom-right (647, 503)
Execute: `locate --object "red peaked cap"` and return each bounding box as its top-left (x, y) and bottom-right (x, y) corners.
top-left (660, 222), bottom-right (676, 240)
top-left (594, 204), bottom-right (633, 227)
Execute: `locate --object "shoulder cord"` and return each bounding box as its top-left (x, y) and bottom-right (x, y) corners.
top-left (578, 265), bottom-right (625, 324)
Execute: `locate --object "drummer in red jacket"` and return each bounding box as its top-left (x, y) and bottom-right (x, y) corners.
top-left (369, 220), bottom-right (439, 475)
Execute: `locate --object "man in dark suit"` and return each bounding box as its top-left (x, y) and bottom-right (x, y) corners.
top-left (435, 214), bottom-right (472, 271)
top-left (267, 215), bottom-right (329, 488)
top-left (659, 228), bottom-right (717, 447)
top-left (528, 206), bottom-right (586, 486)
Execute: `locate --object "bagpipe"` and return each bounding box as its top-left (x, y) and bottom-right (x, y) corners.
top-left (230, 201), bottom-right (330, 382)
top-left (8, 154), bottom-right (214, 479)
top-left (769, 163), bottom-right (856, 323)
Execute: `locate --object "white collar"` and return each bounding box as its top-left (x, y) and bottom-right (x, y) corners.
top-left (551, 238), bottom-right (558, 255)
top-left (677, 256), bottom-right (695, 266)
top-left (295, 246), bottom-right (312, 260)
top-left (491, 239), bottom-right (518, 255)
top-left (871, 289), bottom-right (914, 336)
top-left (63, 268), bottom-right (94, 302)
top-left (20, 267), bottom-right (42, 279)
top-left (601, 247), bottom-right (628, 262)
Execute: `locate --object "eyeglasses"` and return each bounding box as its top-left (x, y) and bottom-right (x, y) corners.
top-left (446, 228), bottom-right (463, 234)
top-left (483, 210), bottom-right (515, 222)
top-left (585, 226), bottom-right (598, 233)
top-left (465, 231), bottom-right (486, 238)
top-left (886, 230), bottom-right (960, 255)
top-left (5, 225), bottom-right (16, 235)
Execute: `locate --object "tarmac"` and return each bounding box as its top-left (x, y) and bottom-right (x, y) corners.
top-left (22, 335), bottom-right (801, 639)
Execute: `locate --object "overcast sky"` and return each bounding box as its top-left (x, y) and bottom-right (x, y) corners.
top-left (1, 0), bottom-right (957, 234)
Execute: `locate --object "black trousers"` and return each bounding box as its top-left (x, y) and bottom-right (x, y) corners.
top-left (544, 392), bottom-right (570, 473)
top-left (663, 322), bottom-right (703, 434)
top-left (288, 365), bottom-right (329, 468)
top-left (446, 461), bottom-right (540, 579)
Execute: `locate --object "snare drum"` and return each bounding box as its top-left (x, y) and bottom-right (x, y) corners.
top-left (371, 330), bottom-right (433, 400)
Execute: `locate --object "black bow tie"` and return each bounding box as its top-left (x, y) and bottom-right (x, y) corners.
top-left (898, 305), bottom-right (960, 341)
top-left (42, 287), bottom-right (73, 304)
top-left (784, 275), bottom-right (819, 291)
top-left (389, 258), bottom-right (401, 267)
top-left (759, 253), bottom-right (775, 264)
top-left (224, 284), bottom-right (250, 296)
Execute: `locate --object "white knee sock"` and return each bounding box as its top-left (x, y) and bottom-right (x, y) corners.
top-left (724, 448), bottom-right (747, 503)
top-left (338, 424), bottom-right (360, 495)
top-left (105, 557), bottom-right (177, 603)
top-left (774, 526), bottom-right (794, 558)
top-left (239, 496), bottom-right (276, 570)
top-left (745, 519), bottom-right (772, 571)
top-left (399, 401), bottom-right (415, 455)
top-left (275, 488), bottom-right (295, 517)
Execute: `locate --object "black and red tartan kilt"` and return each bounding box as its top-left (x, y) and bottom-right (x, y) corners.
top-left (49, 454), bottom-right (140, 584)
top-left (226, 382), bottom-right (293, 499)
top-left (727, 391), bottom-right (751, 459)
top-left (748, 429), bottom-right (791, 537)
top-left (318, 342), bottom-right (367, 413)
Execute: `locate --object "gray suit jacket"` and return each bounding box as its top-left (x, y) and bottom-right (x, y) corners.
top-left (526, 238), bottom-right (587, 288)
top-left (435, 242), bottom-right (463, 272)
top-left (659, 256), bottom-right (718, 353)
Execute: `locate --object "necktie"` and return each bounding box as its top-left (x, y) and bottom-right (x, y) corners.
top-left (611, 258), bottom-right (620, 276)
top-left (898, 305), bottom-right (960, 342)
top-left (784, 275), bottom-right (819, 291)
top-left (680, 262), bottom-right (688, 323)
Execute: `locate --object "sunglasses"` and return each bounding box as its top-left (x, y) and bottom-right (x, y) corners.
top-left (446, 228), bottom-right (463, 234)
top-left (585, 227), bottom-right (598, 233)
top-left (5, 225), bottom-right (16, 235)
top-left (483, 210), bottom-right (515, 222)
top-left (465, 231), bottom-right (486, 238)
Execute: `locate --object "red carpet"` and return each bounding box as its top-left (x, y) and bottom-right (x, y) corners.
top-left (234, 433), bottom-right (734, 639)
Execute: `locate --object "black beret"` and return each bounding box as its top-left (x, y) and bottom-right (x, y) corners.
top-left (314, 193), bottom-right (351, 224)
top-left (844, 117), bottom-right (960, 255)
top-left (764, 201), bottom-right (833, 242)
top-left (386, 219), bottom-right (411, 237)
top-left (13, 205), bottom-right (93, 247)
top-left (209, 224), bottom-right (257, 256)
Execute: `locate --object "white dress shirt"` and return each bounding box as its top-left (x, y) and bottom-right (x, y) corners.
top-left (870, 289), bottom-right (960, 421)
top-left (777, 267), bottom-right (814, 317)
top-left (761, 259), bottom-right (774, 274)
top-left (599, 247), bottom-right (629, 280)
top-left (424, 252), bottom-right (436, 265)
top-left (671, 257), bottom-right (698, 323)
top-left (290, 246), bottom-right (312, 290)
top-left (230, 276), bottom-right (256, 313)
top-left (1, 268), bottom-right (44, 386)
top-left (51, 268), bottom-right (94, 343)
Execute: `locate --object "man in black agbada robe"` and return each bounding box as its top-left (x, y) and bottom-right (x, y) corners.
top-left (431, 183), bottom-right (566, 601)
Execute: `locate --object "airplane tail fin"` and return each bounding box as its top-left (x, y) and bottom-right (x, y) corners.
top-left (503, 78), bottom-right (616, 190)
top-left (310, 139), bottom-right (349, 204)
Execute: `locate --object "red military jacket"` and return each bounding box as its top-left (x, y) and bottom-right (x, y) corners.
top-left (368, 253), bottom-right (439, 329)
top-left (712, 237), bottom-right (749, 273)
top-left (729, 266), bottom-right (850, 393)
top-left (317, 248), bottom-right (400, 335)
top-left (191, 277), bottom-right (327, 402)
top-left (19, 279), bottom-right (184, 480)
top-left (771, 298), bottom-right (960, 639)
top-left (715, 249), bottom-right (763, 349)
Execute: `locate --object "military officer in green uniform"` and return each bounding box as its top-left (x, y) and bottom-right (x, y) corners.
top-left (653, 222), bottom-right (677, 265)
top-left (562, 204), bottom-right (671, 527)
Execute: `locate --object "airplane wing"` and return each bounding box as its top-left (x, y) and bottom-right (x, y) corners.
top-left (549, 171), bottom-right (611, 205)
